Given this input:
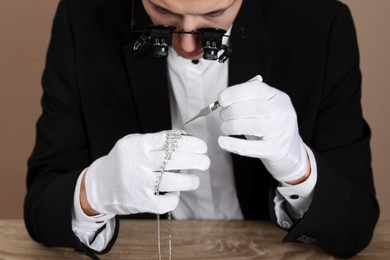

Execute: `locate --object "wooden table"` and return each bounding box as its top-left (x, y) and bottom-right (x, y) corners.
top-left (0, 219), bottom-right (389, 259)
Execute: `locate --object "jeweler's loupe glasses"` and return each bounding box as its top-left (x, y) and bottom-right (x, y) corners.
top-left (129, 0), bottom-right (245, 62)
top-left (132, 25), bottom-right (234, 63)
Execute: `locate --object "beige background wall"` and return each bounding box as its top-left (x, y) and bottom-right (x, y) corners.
top-left (0, 0), bottom-right (389, 219)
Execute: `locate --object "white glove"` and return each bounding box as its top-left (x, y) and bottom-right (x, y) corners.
top-left (85, 131), bottom-right (210, 215)
top-left (218, 75), bottom-right (308, 183)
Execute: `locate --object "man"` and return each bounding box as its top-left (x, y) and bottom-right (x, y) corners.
top-left (24, 0), bottom-right (379, 259)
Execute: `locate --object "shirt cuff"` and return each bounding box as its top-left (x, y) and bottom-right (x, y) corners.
top-left (72, 168), bottom-right (116, 252)
top-left (275, 144), bottom-right (317, 222)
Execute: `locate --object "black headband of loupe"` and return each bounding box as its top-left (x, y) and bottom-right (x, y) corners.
top-left (130, 1), bottom-right (245, 63)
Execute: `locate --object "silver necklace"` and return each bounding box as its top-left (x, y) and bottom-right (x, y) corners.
top-left (155, 129), bottom-right (187, 260)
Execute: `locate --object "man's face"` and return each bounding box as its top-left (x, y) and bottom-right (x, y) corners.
top-left (142, 0), bottom-right (243, 60)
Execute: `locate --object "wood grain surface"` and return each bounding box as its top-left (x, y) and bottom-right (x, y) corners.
top-left (0, 219), bottom-right (388, 259)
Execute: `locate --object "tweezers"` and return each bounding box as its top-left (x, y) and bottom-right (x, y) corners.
top-left (183, 100), bottom-right (221, 126)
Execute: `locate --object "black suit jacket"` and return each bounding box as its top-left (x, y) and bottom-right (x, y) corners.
top-left (24, 0), bottom-right (379, 258)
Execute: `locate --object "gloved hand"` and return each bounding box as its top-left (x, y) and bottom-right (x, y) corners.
top-left (218, 75), bottom-right (308, 183)
top-left (85, 131), bottom-right (210, 215)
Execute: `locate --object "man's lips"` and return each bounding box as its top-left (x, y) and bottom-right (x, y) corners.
top-left (177, 49), bottom-right (203, 59)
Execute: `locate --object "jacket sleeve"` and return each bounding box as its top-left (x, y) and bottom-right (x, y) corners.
top-left (281, 3), bottom-right (379, 258)
top-left (23, 0), bottom-right (119, 258)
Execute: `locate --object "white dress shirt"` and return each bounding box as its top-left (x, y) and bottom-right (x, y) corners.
top-left (71, 34), bottom-right (317, 250)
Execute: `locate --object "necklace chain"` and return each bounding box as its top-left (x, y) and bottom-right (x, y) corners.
top-left (155, 129), bottom-right (187, 260)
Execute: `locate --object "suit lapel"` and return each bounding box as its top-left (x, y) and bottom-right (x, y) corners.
top-left (122, 43), bottom-right (172, 133)
top-left (229, 0), bottom-right (272, 86)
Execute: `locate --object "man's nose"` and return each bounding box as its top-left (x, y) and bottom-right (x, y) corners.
top-left (179, 33), bottom-right (198, 53)
top-left (179, 17), bottom-right (200, 53)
